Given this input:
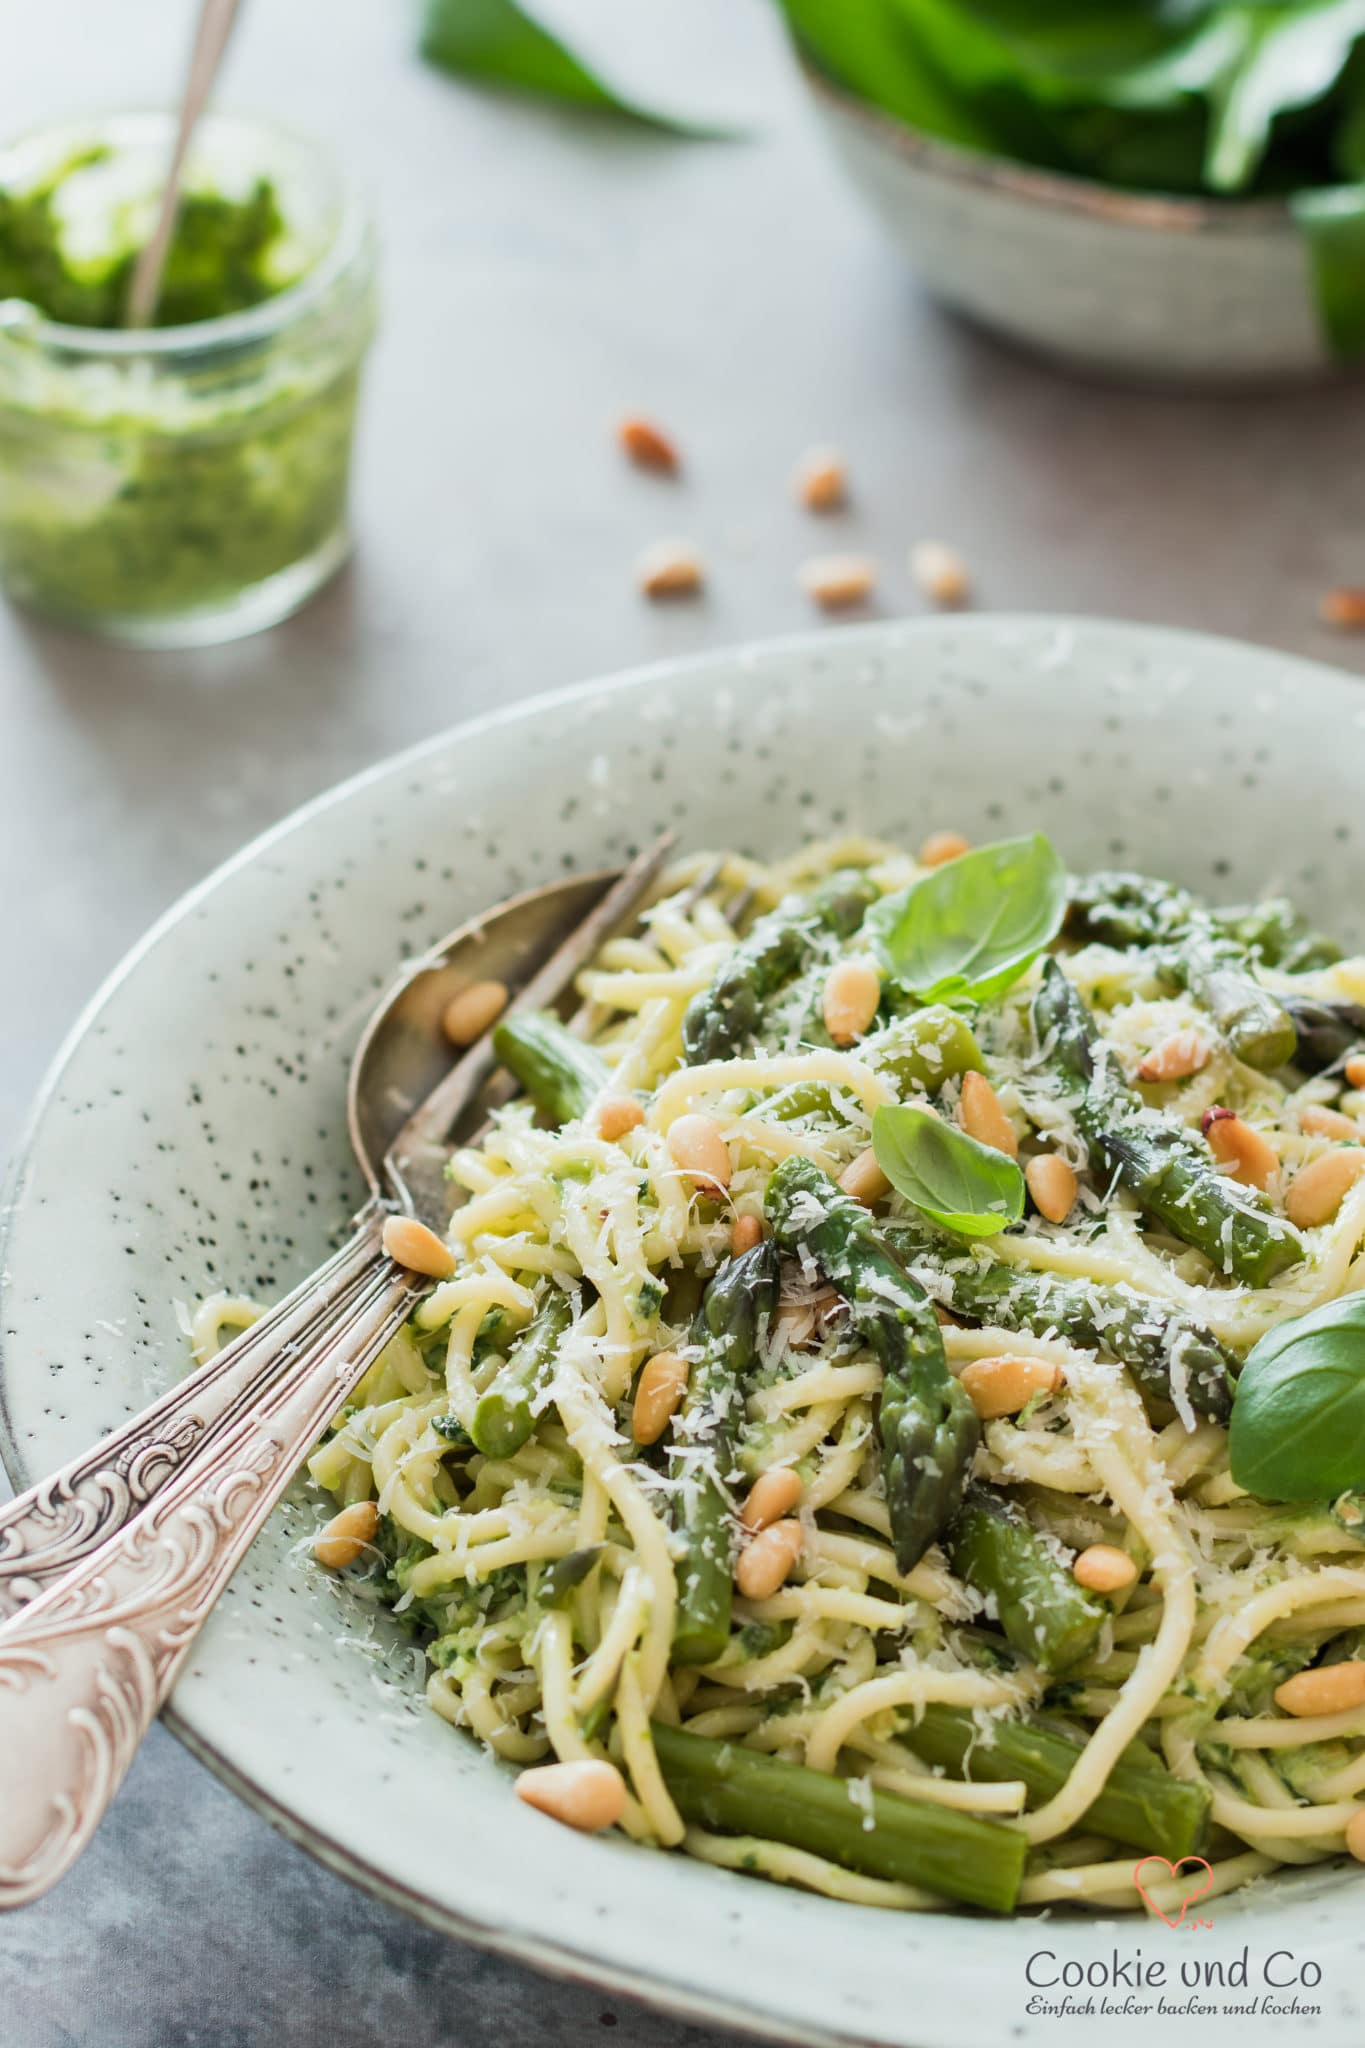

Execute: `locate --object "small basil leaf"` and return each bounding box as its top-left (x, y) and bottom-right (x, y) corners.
top-left (864, 833), bottom-right (1066, 1003)
top-left (1229, 1294), bottom-right (1365, 1502)
top-left (872, 1104), bottom-right (1025, 1239)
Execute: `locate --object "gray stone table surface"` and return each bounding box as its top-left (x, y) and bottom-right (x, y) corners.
top-left (2, 2), bottom-right (1365, 2044)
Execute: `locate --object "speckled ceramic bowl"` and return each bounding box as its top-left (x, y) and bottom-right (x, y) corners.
top-left (3, 619), bottom-right (1365, 2048)
top-left (801, 62), bottom-right (1332, 386)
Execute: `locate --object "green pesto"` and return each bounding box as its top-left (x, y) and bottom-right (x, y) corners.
top-left (0, 148), bottom-right (363, 627)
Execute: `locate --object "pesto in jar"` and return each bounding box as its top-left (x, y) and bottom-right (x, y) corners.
top-left (0, 127), bottom-right (374, 638)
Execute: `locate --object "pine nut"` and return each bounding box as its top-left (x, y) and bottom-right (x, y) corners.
top-left (1274, 1661), bottom-right (1365, 1718)
top-left (1025, 1153), bottom-right (1077, 1224)
top-left (731, 1213), bottom-right (764, 1255)
top-left (515, 1758), bottom-right (627, 1831)
top-left (1285, 1147), bottom-right (1365, 1228)
top-left (638, 540), bottom-right (704, 599)
top-left (314, 1500), bottom-right (380, 1570)
top-left (910, 539), bottom-right (971, 608)
top-left (1201, 1107), bottom-right (1278, 1192)
top-left (1320, 586), bottom-right (1365, 630)
top-left (1138, 1030), bottom-right (1209, 1083)
top-left (443, 979), bottom-right (509, 1047)
top-left (795, 447), bottom-right (847, 512)
top-left (668, 1113), bottom-right (732, 1191)
top-left (1073, 1544), bottom-right (1138, 1594)
top-left (1344, 1054), bottom-right (1365, 1089)
top-left (741, 1468), bottom-right (804, 1532)
top-left (1301, 1104), bottom-right (1363, 1142)
top-left (960, 1071), bottom-right (1018, 1158)
top-left (632, 1350), bottom-right (690, 1445)
top-left (960, 1355), bottom-right (1062, 1419)
top-left (597, 1094), bottom-right (645, 1142)
top-left (822, 957), bottom-right (881, 1045)
top-left (839, 1147), bottom-right (890, 1205)
top-left (382, 1214), bottom-right (457, 1279)
top-left (917, 830), bottom-right (971, 868)
top-left (1347, 1808), bottom-right (1365, 1863)
top-left (618, 415), bottom-right (679, 471)
top-left (799, 554), bottom-right (876, 609)
top-left (736, 1518), bottom-right (804, 1600)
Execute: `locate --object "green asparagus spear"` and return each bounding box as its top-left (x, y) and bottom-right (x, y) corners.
top-left (1032, 959), bottom-right (1302, 1287)
top-left (901, 1705), bottom-right (1210, 1860)
top-left (1068, 872), bottom-right (1306, 1070)
top-left (492, 1011), bottom-right (608, 1126)
top-left (1280, 997), bottom-right (1365, 1075)
top-left (470, 1291), bottom-right (572, 1458)
top-left (682, 870), bottom-right (879, 1065)
top-left (945, 1485), bottom-right (1107, 1672)
top-left (880, 1221), bottom-right (1235, 1422)
top-left (651, 1721), bottom-right (1026, 1912)
top-left (1069, 871), bottom-right (1339, 971)
top-left (764, 1155), bottom-right (979, 1571)
top-left (765, 1005), bottom-right (984, 1125)
top-left (669, 1242), bottom-right (781, 1665)
top-left (537, 1545), bottom-right (604, 1608)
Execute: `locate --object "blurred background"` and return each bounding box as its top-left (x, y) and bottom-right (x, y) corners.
top-left (2, 2), bottom-right (1364, 2042)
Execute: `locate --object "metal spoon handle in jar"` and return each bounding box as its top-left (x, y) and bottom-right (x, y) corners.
top-left (0, 1252), bottom-right (420, 1909)
top-left (125, 0), bottom-right (245, 329)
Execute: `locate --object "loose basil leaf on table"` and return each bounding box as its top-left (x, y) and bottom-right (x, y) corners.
top-left (1230, 1294), bottom-right (1365, 1501)
top-left (865, 832), bottom-right (1066, 1003)
top-left (872, 1103), bottom-right (1025, 1239)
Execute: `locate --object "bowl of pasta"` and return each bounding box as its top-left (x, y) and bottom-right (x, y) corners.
top-left (2, 616), bottom-right (1364, 2047)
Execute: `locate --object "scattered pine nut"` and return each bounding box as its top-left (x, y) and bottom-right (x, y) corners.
top-left (1138, 1030), bottom-right (1209, 1083)
top-left (917, 830), bottom-right (971, 868)
top-left (443, 979), bottom-right (509, 1047)
top-left (1347, 1808), bottom-right (1365, 1864)
top-left (822, 956), bottom-right (881, 1045)
top-left (960, 1355), bottom-right (1062, 1419)
top-left (1025, 1153), bottom-right (1077, 1224)
top-left (1301, 1103), bottom-right (1362, 1142)
top-left (741, 1468), bottom-right (803, 1533)
top-left (794, 447), bottom-right (847, 512)
top-left (515, 1758), bottom-right (627, 1831)
top-left (638, 540), bottom-right (704, 599)
top-left (1320, 586), bottom-right (1365, 630)
top-left (1201, 1106), bottom-right (1278, 1192)
top-left (1344, 1054), bottom-right (1365, 1089)
top-left (736, 1518), bottom-right (804, 1600)
top-left (960, 1070), bottom-right (1018, 1158)
top-left (1285, 1147), bottom-right (1365, 1228)
top-left (1073, 1544), bottom-right (1138, 1595)
top-left (314, 1500), bottom-right (380, 1570)
top-left (668, 1113), bottom-right (732, 1191)
top-left (839, 1147), bottom-right (890, 1206)
top-left (731, 1213), bottom-right (764, 1256)
top-left (800, 554), bottom-right (876, 610)
top-left (632, 1350), bottom-right (690, 1445)
top-left (597, 1094), bottom-right (646, 1143)
top-left (910, 539), bottom-right (970, 608)
top-left (618, 415), bottom-right (679, 472)
top-left (382, 1214), bottom-right (457, 1279)
top-left (1274, 1661), bottom-right (1365, 1718)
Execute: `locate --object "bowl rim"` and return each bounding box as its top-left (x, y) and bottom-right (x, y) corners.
top-left (798, 51), bottom-right (1300, 238)
top-left (4, 612), bottom-right (1365, 2048)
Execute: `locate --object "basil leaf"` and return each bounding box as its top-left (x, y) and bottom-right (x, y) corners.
top-left (865, 833), bottom-right (1066, 1003)
top-left (1230, 1294), bottom-right (1365, 1502)
top-left (421, 0), bottom-right (730, 136)
top-left (872, 1104), bottom-right (1024, 1239)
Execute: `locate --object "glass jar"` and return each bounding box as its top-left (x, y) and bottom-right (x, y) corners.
top-left (0, 111), bottom-right (377, 646)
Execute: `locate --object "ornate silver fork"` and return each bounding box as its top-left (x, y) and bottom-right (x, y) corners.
top-left (0, 835), bottom-right (682, 1907)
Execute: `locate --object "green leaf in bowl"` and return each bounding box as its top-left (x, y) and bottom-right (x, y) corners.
top-left (872, 1102), bottom-right (1025, 1238)
top-left (864, 832), bottom-right (1065, 1004)
top-left (1230, 1293), bottom-right (1365, 1501)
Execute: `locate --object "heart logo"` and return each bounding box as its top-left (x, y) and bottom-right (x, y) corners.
top-left (1132, 1854), bottom-right (1215, 1928)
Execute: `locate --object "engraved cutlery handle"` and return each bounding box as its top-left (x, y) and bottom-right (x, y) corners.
top-left (0, 1210), bottom-right (386, 1623)
top-left (0, 1260), bottom-right (417, 1908)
